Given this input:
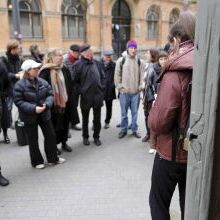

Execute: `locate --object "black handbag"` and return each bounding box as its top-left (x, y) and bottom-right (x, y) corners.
top-left (15, 120), bottom-right (28, 146)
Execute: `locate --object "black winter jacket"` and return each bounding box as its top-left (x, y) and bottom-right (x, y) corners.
top-left (0, 61), bottom-right (10, 98)
top-left (1, 53), bottom-right (23, 96)
top-left (144, 63), bottom-right (161, 103)
top-left (13, 77), bottom-right (53, 124)
top-left (101, 59), bottom-right (116, 100)
top-left (73, 56), bottom-right (105, 110)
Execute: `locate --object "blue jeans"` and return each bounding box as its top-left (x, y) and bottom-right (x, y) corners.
top-left (119, 93), bottom-right (140, 133)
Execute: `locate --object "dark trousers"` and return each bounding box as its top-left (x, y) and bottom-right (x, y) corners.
top-left (24, 119), bottom-right (58, 167)
top-left (144, 100), bottom-right (153, 135)
top-left (1, 98), bottom-right (10, 135)
top-left (149, 153), bottom-right (187, 220)
top-left (71, 91), bottom-right (80, 125)
top-left (105, 99), bottom-right (113, 124)
top-left (81, 107), bottom-right (101, 139)
top-left (52, 111), bottom-right (69, 145)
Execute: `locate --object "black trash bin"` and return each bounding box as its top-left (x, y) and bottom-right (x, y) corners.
top-left (15, 120), bottom-right (28, 146)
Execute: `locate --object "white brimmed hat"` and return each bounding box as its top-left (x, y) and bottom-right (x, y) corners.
top-left (21, 59), bottom-right (42, 71)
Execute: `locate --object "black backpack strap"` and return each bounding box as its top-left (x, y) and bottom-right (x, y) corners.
top-left (120, 56), bottom-right (126, 73)
top-left (137, 58), bottom-right (141, 66)
top-left (137, 58), bottom-right (141, 87)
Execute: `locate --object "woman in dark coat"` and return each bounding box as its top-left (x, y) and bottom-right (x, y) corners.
top-left (0, 61), bottom-right (10, 185)
top-left (142, 49), bottom-right (159, 147)
top-left (39, 49), bottom-right (74, 154)
top-left (13, 59), bottom-right (65, 169)
top-left (100, 51), bottom-right (116, 129)
top-left (0, 59), bottom-right (11, 143)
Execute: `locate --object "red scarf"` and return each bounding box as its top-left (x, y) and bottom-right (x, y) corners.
top-left (68, 52), bottom-right (78, 63)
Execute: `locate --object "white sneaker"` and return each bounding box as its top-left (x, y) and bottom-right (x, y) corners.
top-left (47, 157), bottom-right (66, 166)
top-left (148, 149), bottom-right (156, 154)
top-left (57, 157), bottom-right (66, 164)
top-left (35, 164), bottom-right (45, 169)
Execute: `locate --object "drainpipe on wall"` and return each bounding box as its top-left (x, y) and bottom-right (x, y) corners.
top-left (99, 0), bottom-right (104, 58)
top-left (11, 0), bottom-right (22, 42)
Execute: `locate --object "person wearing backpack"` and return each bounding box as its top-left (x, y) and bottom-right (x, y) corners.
top-left (148, 11), bottom-right (195, 220)
top-left (114, 40), bottom-right (145, 139)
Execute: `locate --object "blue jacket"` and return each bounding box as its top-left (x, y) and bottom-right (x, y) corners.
top-left (13, 77), bottom-right (53, 124)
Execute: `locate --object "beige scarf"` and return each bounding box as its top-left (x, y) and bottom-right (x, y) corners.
top-left (39, 63), bottom-right (68, 109)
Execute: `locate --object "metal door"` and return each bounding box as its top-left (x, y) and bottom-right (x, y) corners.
top-left (112, 0), bottom-right (131, 58)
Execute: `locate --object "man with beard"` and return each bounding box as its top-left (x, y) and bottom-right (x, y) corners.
top-left (1, 40), bottom-right (23, 143)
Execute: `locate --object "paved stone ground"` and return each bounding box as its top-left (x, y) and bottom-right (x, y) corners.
top-left (0, 100), bottom-right (181, 220)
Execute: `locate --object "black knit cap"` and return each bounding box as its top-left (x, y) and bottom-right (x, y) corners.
top-left (70, 44), bottom-right (80, 52)
top-left (79, 44), bottom-right (90, 53)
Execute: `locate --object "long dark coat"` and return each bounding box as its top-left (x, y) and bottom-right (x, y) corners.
top-left (73, 56), bottom-right (106, 110)
top-left (39, 66), bottom-right (74, 143)
top-left (100, 59), bottom-right (116, 101)
top-left (64, 56), bottom-right (80, 125)
top-left (1, 54), bottom-right (23, 96)
top-left (0, 61), bottom-right (10, 130)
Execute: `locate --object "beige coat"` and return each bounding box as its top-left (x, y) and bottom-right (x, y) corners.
top-left (114, 54), bottom-right (145, 94)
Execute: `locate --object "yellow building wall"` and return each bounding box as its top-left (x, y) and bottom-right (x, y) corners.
top-left (0, 0), bottom-right (197, 56)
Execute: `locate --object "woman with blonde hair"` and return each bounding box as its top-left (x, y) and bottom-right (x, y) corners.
top-left (39, 49), bottom-right (74, 154)
top-left (13, 59), bottom-right (65, 169)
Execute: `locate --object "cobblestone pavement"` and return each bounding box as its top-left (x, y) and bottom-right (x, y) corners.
top-left (0, 100), bottom-right (180, 220)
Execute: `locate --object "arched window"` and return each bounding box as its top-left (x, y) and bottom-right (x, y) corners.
top-left (146, 5), bottom-right (160, 39)
top-left (61, 0), bottom-right (84, 39)
top-left (169, 8), bottom-right (180, 27)
top-left (8, 0), bottom-right (43, 38)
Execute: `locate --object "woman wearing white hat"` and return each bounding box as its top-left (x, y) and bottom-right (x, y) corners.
top-left (13, 59), bottom-right (65, 169)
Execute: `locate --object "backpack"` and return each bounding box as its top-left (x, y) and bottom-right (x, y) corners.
top-left (120, 56), bottom-right (141, 73)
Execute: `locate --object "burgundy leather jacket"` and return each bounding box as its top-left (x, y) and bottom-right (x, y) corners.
top-left (149, 41), bottom-right (194, 163)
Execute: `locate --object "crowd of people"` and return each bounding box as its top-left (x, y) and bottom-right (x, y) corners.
top-left (0, 10), bottom-right (195, 220)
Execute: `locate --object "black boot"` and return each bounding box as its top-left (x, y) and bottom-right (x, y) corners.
top-left (62, 143), bottom-right (72, 152)
top-left (94, 138), bottom-right (102, 146)
top-left (0, 173), bottom-right (9, 186)
top-left (3, 135), bottom-right (10, 144)
top-left (3, 129), bottom-right (10, 144)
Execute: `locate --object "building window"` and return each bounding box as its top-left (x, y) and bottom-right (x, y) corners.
top-left (146, 5), bottom-right (160, 39)
top-left (169, 8), bottom-right (180, 27)
top-left (8, 0), bottom-right (43, 38)
top-left (61, 0), bottom-right (84, 39)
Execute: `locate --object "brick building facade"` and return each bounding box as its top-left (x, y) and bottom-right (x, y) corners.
top-left (0, 0), bottom-right (196, 56)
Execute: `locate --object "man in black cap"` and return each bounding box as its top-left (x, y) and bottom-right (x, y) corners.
top-left (64, 44), bottom-right (81, 131)
top-left (73, 44), bottom-right (105, 146)
top-left (100, 50), bottom-right (116, 129)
